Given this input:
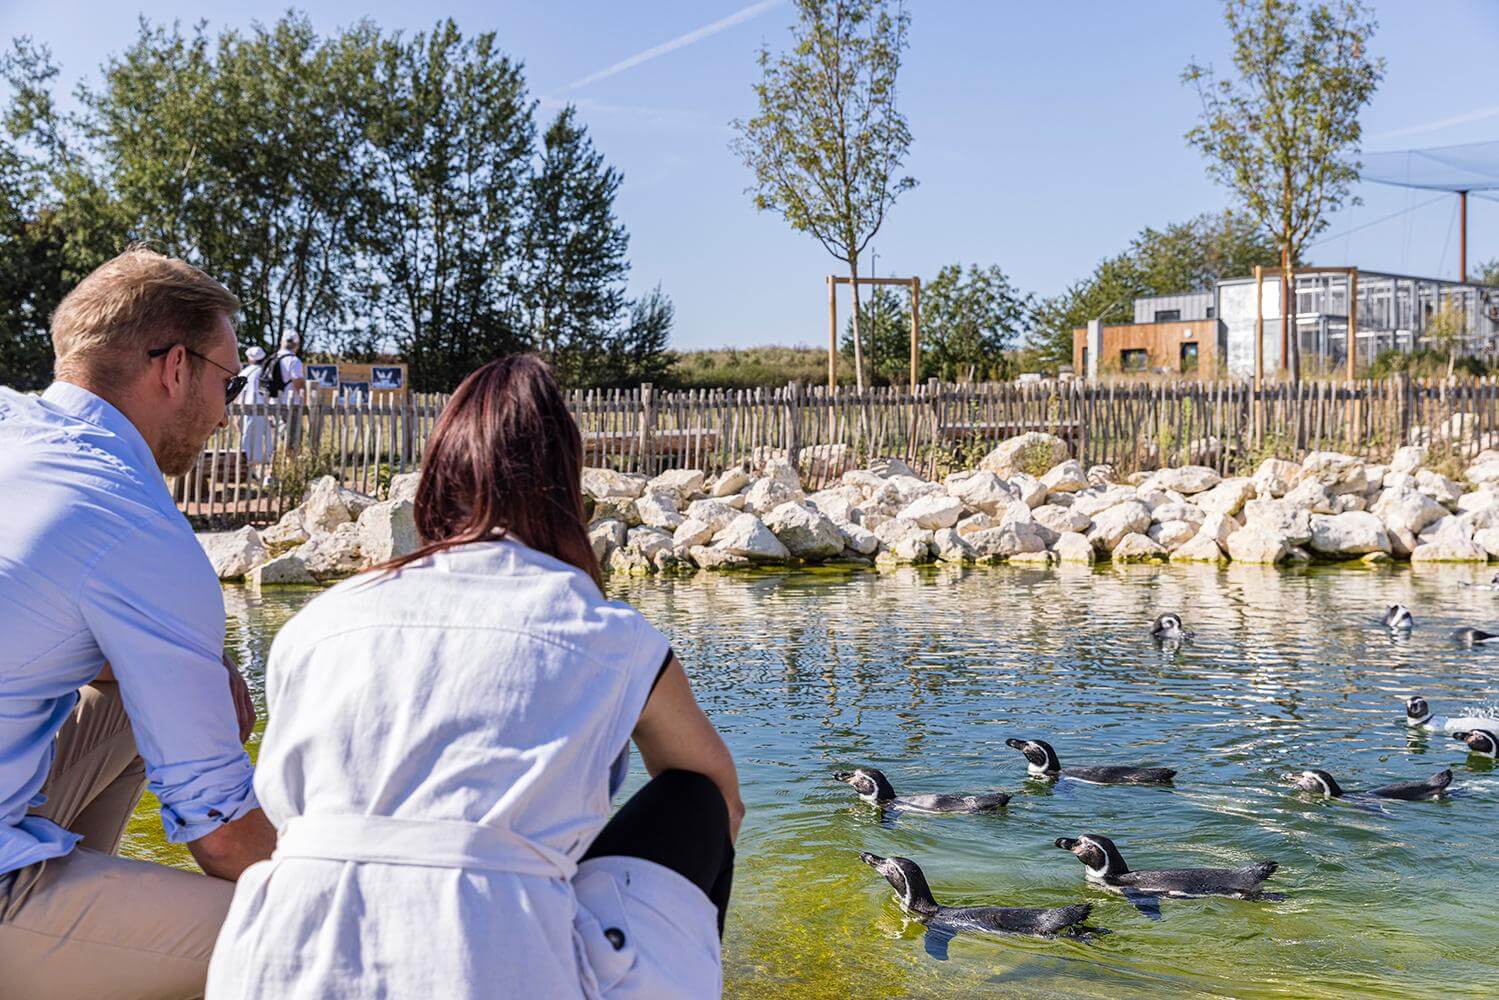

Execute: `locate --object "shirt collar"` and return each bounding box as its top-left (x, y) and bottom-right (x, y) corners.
top-left (40, 382), bottom-right (171, 506)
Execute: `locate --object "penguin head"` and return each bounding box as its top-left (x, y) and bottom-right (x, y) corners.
top-left (1151, 613), bottom-right (1192, 639)
top-left (1383, 605), bottom-right (1413, 629)
top-left (1454, 729), bottom-right (1498, 758)
top-left (1405, 695), bottom-right (1432, 726)
top-left (1055, 834), bottom-right (1128, 879)
top-left (858, 852), bottom-right (937, 914)
top-left (1293, 769), bottom-right (1344, 797)
top-left (833, 767), bottom-right (896, 802)
top-left (1005, 738), bottom-right (1061, 774)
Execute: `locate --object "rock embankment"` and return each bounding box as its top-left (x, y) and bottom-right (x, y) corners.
top-left (198, 433), bottom-right (1499, 583)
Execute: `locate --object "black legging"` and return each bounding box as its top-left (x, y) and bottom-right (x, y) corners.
top-left (581, 769), bottom-right (735, 936)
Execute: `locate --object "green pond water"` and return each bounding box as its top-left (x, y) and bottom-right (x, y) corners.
top-left (125, 563), bottom-right (1499, 999)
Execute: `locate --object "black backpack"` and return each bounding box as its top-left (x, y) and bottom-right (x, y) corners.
top-left (265, 350), bottom-right (293, 398)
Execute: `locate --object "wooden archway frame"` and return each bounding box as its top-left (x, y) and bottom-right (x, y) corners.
top-left (826, 275), bottom-right (921, 389)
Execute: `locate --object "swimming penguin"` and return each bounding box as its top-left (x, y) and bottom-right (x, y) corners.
top-left (1453, 627), bottom-right (1499, 645)
top-left (1461, 573), bottom-right (1499, 591)
top-left (1054, 834), bottom-right (1277, 899)
top-left (1382, 605), bottom-right (1414, 630)
top-left (1004, 738), bottom-right (1176, 785)
top-left (833, 768), bottom-right (1010, 813)
top-left (1453, 729), bottom-right (1498, 759)
top-left (858, 853), bottom-right (1095, 953)
top-left (1405, 695), bottom-right (1499, 735)
top-left (1150, 614), bottom-right (1193, 641)
top-left (1292, 768), bottom-right (1453, 801)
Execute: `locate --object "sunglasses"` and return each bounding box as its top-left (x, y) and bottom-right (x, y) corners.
top-left (148, 345), bottom-right (247, 405)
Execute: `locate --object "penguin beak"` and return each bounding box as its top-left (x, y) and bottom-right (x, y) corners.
top-left (832, 771), bottom-right (853, 783)
top-left (1054, 837), bottom-right (1078, 851)
top-left (1004, 738), bottom-right (1027, 751)
top-left (858, 852), bottom-right (885, 869)
top-left (1452, 732), bottom-right (1470, 743)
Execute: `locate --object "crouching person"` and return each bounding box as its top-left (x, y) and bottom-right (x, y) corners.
top-left (0, 249), bottom-right (276, 997)
top-left (207, 355), bottom-right (744, 999)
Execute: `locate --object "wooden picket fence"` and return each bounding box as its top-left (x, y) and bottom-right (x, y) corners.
top-left (177, 375), bottom-right (1499, 528)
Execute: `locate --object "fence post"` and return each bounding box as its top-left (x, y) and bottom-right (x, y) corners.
top-left (639, 382), bottom-right (656, 476)
top-left (785, 380), bottom-right (802, 471)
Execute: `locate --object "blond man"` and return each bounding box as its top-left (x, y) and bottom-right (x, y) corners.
top-left (0, 248), bottom-right (276, 998)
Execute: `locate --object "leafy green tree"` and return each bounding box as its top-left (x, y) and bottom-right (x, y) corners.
top-left (518, 106), bottom-right (629, 387)
top-left (0, 138), bottom-right (67, 388)
top-left (587, 286), bottom-right (675, 388)
top-left (840, 286), bottom-right (909, 385)
top-left (1184, 0), bottom-right (1383, 381)
top-left (1034, 211), bottom-right (1281, 368)
top-left (922, 264), bottom-right (1033, 381)
top-left (1474, 258), bottom-right (1499, 288)
top-left (732, 0), bottom-right (914, 391)
top-left (359, 20), bottom-right (534, 389)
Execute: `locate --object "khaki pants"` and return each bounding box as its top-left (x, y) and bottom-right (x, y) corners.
top-left (0, 683), bottom-right (235, 1000)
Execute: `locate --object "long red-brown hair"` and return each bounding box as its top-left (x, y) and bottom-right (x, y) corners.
top-left (380, 355), bottom-right (602, 588)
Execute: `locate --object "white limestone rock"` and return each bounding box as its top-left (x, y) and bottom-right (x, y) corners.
top-left (742, 476), bottom-right (803, 516)
top-left (1242, 499), bottom-right (1312, 546)
top-left (1008, 473), bottom-right (1048, 509)
top-left (626, 526), bottom-right (675, 563)
top-left (946, 471), bottom-right (1016, 515)
top-left (685, 499), bottom-right (742, 532)
top-left (647, 469), bottom-right (705, 499)
top-left (836, 520), bottom-right (880, 556)
top-left (1032, 504), bottom-right (1091, 535)
top-left (260, 508), bottom-right (309, 550)
top-left (582, 468), bottom-right (646, 500)
top-left (1225, 525), bottom-right (1291, 564)
top-left (590, 496), bottom-right (641, 527)
top-left (1251, 458), bottom-right (1301, 499)
top-left (1051, 531), bottom-right (1096, 564)
top-left (689, 546), bottom-right (751, 570)
top-left (589, 519), bottom-right (627, 563)
top-left (198, 526), bottom-right (267, 581)
top-left (955, 511), bottom-right (998, 536)
top-left (1170, 531), bottom-right (1227, 563)
top-left (389, 472), bottom-right (421, 504)
top-left (966, 524), bottom-right (1046, 562)
top-left (294, 522), bottom-right (364, 579)
top-left (1072, 486), bottom-right (1138, 518)
top-left (1144, 466), bottom-right (1221, 495)
top-left (1414, 469), bottom-right (1462, 507)
top-left (899, 493), bottom-right (964, 530)
top-left (1040, 460), bottom-right (1090, 494)
top-left (672, 518), bottom-right (715, 550)
top-left (932, 528), bottom-right (975, 564)
top-left (978, 432), bottom-right (1070, 478)
top-left (762, 502), bottom-right (844, 560)
top-left (251, 550), bottom-right (317, 586)
top-left (300, 476), bottom-right (376, 535)
top-left (1150, 502), bottom-right (1207, 526)
top-left (1148, 520), bottom-right (1199, 551)
top-left (1474, 527), bottom-right (1499, 559)
top-left (710, 467), bottom-right (751, 497)
top-left (1193, 477), bottom-right (1256, 516)
top-left (1112, 532), bottom-right (1167, 562)
top-left (636, 491), bottom-right (686, 531)
top-left (1307, 511), bottom-right (1390, 558)
top-left (1086, 501), bottom-right (1152, 552)
top-left (711, 513), bottom-right (790, 561)
top-left (356, 498), bottom-right (418, 564)
top-left (1298, 452), bottom-right (1368, 495)
top-left (1370, 485), bottom-right (1448, 556)
top-left (1390, 445), bottom-right (1427, 475)
top-left (1283, 479), bottom-right (1339, 514)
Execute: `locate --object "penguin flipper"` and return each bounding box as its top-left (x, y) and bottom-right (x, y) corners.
top-left (922, 924), bottom-right (955, 961)
top-left (1121, 889), bottom-right (1163, 920)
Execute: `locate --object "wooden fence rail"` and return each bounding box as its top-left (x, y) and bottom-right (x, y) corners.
top-left (177, 376), bottom-right (1499, 528)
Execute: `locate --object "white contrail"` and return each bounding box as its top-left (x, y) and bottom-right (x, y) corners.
top-left (567, 0), bottom-right (784, 90)
top-left (1371, 104), bottom-right (1499, 142)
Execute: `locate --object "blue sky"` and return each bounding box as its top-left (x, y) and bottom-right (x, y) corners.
top-left (3, 0), bottom-right (1497, 350)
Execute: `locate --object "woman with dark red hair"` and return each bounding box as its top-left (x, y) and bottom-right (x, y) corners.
top-left (207, 356), bottom-right (743, 999)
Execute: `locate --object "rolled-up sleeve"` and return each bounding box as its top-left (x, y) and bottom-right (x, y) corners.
top-left (77, 517), bottom-right (258, 842)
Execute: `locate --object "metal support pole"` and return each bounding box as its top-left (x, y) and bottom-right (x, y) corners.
top-left (1254, 265), bottom-right (1264, 446)
top-left (1460, 190), bottom-right (1468, 283)
top-left (1347, 268), bottom-right (1358, 381)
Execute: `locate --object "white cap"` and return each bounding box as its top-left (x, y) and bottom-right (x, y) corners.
top-left (246, 345), bottom-right (266, 363)
top-left (281, 332), bottom-right (301, 349)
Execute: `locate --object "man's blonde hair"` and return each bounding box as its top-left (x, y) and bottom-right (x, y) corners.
top-left (51, 247), bottom-right (241, 385)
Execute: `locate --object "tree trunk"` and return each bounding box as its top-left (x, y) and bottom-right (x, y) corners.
top-left (848, 254), bottom-right (866, 391)
top-left (1282, 246), bottom-right (1299, 384)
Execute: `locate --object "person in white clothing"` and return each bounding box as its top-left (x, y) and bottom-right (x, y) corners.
top-left (206, 354), bottom-right (744, 999)
top-left (267, 332), bottom-right (306, 403)
top-left (235, 346), bottom-right (273, 467)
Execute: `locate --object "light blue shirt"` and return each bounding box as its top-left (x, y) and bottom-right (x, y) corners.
top-left (0, 382), bottom-right (257, 876)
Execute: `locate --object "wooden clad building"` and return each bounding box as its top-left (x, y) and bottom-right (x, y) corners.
top-left (1072, 318), bottom-right (1223, 377)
